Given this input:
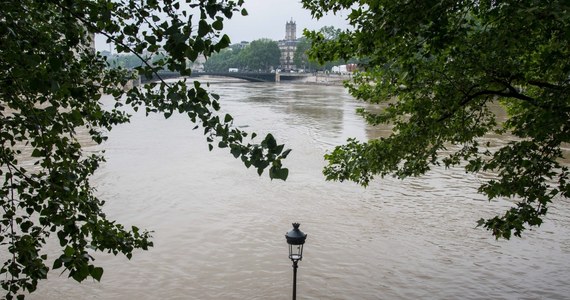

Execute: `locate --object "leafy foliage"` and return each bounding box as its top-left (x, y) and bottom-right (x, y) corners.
top-left (296, 27), bottom-right (358, 72)
top-left (1, 0), bottom-right (289, 298)
top-left (302, 0), bottom-right (570, 239)
top-left (293, 37), bottom-right (322, 72)
top-left (203, 47), bottom-right (243, 72)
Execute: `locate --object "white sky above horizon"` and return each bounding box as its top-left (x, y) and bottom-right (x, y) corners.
top-left (223, 0), bottom-right (351, 43)
top-left (95, 0), bottom-right (351, 51)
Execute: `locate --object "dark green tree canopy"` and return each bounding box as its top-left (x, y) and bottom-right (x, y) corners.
top-left (293, 37), bottom-right (310, 70)
top-left (239, 38), bottom-right (281, 71)
top-left (204, 47), bottom-right (241, 72)
top-left (302, 0), bottom-right (570, 239)
top-left (1, 0), bottom-right (289, 298)
top-left (204, 38), bottom-right (280, 72)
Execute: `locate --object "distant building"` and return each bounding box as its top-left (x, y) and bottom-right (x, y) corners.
top-left (232, 41), bottom-right (250, 50)
top-left (278, 19), bottom-right (299, 71)
top-left (190, 55), bottom-right (206, 72)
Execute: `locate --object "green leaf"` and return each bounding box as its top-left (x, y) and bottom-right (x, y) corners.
top-left (198, 19), bottom-right (210, 36)
top-left (64, 246), bottom-right (75, 257)
top-left (281, 149), bottom-right (292, 158)
top-left (91, 267), bottom-right (104, 281)
top-left (31, 148), bottom-right (43, 157)
top-left (269, 166), bottom-right (289, 180)
top-left (262, 134), bottom-right (277, 149)
top-left (224, 114), bottom-right (233, 122)
top-left (53, 259), bottom-right (62, 269)
top-left (212, 19), bottom-right (223, 31)
top-left (231, 146), bottom-right (241, 158)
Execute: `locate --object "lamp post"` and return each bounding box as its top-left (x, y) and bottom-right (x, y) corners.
top-left (285, 223), bottom-right (307, 300)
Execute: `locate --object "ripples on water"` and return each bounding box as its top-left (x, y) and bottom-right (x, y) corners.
top-left (29, 79), bottom-right (570, 299)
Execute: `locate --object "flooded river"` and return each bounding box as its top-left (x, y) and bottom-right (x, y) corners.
top-left (30, 79), bottom-right (570, 299)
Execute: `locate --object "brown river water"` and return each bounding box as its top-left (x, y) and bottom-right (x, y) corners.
top-left (29, 78), bottom-right (570, 299)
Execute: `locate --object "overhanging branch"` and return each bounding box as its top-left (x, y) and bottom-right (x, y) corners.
top-left (53, 2), bottom-right (170, 88)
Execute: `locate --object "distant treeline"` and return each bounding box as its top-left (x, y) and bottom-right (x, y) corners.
top-left (204, 38), bottom-right (281, 72)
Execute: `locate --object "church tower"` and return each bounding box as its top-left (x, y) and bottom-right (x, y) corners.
top-left (279, 19), bottom-right (299, 71)
top-left (285, 19), bottom-right (296, 41)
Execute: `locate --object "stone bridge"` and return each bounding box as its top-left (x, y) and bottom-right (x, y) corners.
top-left (139, 71), bottom-right (308, 83)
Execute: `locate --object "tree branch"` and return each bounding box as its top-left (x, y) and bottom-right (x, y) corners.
top-left (500, 80), bottom-right (570, 112)
top-left (436, 89), bottom-right (497, 122)
top-left (53, 1), bottom-right (171, 88)
top-left (527, 80), bottom-right (566, 91)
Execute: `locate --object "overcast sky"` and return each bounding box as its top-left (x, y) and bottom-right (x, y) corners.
top-left (223, 0), bottom-right (351, 42)
top-left (96, 0), bottom-right (350, 51)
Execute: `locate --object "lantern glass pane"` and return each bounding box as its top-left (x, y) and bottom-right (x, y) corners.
top-left (289, 244), bottom-right (304, 261)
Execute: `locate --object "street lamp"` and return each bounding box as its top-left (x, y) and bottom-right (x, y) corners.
top-left (285, 223), bottom-right (307, 300)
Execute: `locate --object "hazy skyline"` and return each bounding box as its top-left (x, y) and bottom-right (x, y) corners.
top-left (95, 0), bottom-right (350, 51)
